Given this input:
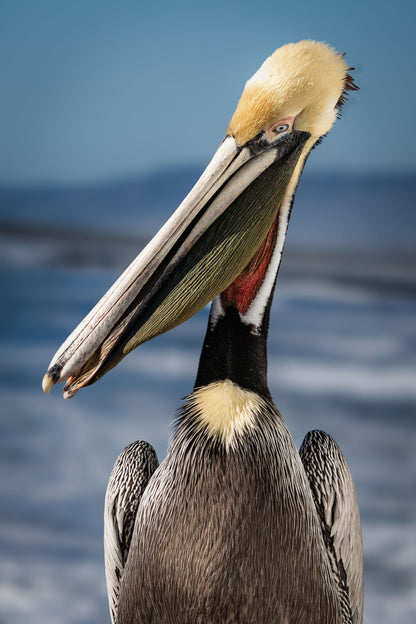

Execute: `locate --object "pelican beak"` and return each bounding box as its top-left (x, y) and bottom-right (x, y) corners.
top-left (43, 129), bottom-right (310, 397)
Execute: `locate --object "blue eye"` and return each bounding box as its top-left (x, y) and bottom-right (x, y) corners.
top-left (274, 123), bottom-right (289, 134)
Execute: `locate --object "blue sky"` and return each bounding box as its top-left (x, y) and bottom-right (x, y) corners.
top-left (0, 0), bottom-right (415, 184)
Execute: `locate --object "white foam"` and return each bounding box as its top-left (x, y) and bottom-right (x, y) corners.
top-left (269, 359), bottom-right (416, 401)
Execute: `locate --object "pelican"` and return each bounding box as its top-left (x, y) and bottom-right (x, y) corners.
top-left (43, 41), bottom-right (363, 623)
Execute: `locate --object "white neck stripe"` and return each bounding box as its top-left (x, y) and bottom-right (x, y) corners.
top-left (239, 193), bottom-right (293, 329)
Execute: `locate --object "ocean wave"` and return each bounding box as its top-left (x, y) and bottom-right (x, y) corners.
top-left (269, 358), bottom-right (416, 401)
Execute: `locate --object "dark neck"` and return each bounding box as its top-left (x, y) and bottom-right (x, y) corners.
top-left (194, 301), bottom-right (273, 400)
top-left (194, 183), bottom-right (298, 400)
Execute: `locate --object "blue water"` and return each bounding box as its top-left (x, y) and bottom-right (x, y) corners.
top-left (1, 249), bottom-right (415, 623)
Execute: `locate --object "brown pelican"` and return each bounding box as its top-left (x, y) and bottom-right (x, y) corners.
top-left (43, 41), bottom-right (363, 623)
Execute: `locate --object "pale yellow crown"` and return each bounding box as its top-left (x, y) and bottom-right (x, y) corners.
top-left (228, 40), bottom-right (351, 145)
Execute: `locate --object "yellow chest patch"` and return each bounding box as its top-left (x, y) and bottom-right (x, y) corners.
top-left (187, 380), bottom-right (265, 450)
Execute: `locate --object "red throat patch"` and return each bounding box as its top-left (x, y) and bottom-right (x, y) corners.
top-left (220, 214), bottom-right (279, 316)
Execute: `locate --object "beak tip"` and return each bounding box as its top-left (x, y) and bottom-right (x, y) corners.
top-left (63, 376), bottom-right (78, 400)
top-left (42, 373), bottom-right (54, 394)
top-left (63, 388), bottom-right (75, 400)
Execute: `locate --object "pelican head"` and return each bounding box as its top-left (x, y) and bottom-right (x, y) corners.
top-left (229, 40), bottom-right (350, 146)
top-left (43, 40), bottom-right (356, 398)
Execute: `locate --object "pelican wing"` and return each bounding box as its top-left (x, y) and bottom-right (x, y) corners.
top-left (299, 430), bottom-right (364, 624)
top-left (104, 440), bottom-right (159, 624)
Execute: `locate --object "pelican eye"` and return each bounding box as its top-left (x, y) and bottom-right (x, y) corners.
top-left (265, 119), bottom-right (293, 143)
top-left (274, 123), bottom-right (289, 134)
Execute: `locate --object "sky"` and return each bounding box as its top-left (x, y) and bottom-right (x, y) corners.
top-left (0, 0), bottom-right (415, 185)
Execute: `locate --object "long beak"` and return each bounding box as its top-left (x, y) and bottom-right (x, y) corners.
top-left (43, 130), bottom-right (310, 398)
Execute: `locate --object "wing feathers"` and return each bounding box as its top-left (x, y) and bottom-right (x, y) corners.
top-left (104, 440), bottom-right (159, 624)
top-left (300, 429), bottom-right (363, 624)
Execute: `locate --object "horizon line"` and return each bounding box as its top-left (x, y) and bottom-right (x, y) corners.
top-left (0, 165), bottom-right (415, 191)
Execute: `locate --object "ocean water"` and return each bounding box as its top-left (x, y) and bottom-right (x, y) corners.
top-left (1, 244), bottom-right (415, 623)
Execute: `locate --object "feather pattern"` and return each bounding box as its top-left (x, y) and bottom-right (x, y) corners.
top-left (104, 440), bottom-right (159, 624)
top-left (114, 393), bottom-right (344, 623)
top-left (299, 430), bottom-right (364, 624)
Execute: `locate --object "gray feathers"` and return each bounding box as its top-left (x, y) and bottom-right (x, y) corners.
top-left (300, 430), bottom-right (364, 624)
top-left (104, 440), bottom-right (158, 624)
top-left (113, 401), bottom-right (345, 623)
top-left (103, 414), bottom-right (363, 623)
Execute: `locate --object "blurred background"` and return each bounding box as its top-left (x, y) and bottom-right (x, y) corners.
top-left (1, 1), bottom-right (415, 622)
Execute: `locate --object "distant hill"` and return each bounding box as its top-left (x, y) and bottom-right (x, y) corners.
top-left (1, 166), bottom-right (415, 256)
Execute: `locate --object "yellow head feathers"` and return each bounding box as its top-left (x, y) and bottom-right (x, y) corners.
top-left (228, 40), bottom-right (356, 146)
